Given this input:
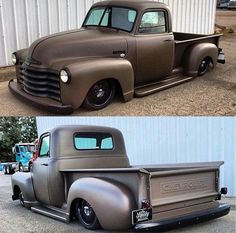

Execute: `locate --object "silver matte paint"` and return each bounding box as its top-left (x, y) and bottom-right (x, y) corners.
top-left (11, 126), bottom-right (229, 230)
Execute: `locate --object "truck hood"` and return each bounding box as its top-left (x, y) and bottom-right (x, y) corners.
top-left (27, 28), bottom-right (128, 69)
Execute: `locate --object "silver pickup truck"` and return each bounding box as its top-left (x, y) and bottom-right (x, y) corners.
top-left (11, 125), bottom-right (230, 231)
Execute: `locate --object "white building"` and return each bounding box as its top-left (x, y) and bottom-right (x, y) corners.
top-left (0, 0), bottom-right (217, 67)
top-left (36, 116), bottom-right (236, 196)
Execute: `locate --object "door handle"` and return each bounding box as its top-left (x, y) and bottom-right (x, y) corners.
top-left (164, 39), bottom-right (172, 42)
top-left (41, 163), bottom-right (48, 166)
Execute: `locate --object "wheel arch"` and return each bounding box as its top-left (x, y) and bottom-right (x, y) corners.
top-left (11, 172), bottom-right (36, 207)
top-left (60, 58), bottom-right (134, 109)
top-left (183, 43), bottom-right (218, 77)
top-left (67, 177), bottom-right (136, 230)
top-left (13, 184), bottom-right (21, 199)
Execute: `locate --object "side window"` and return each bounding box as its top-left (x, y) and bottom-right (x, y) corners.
top-left (139, 11), bottom-right (166, 34)
top-left (101, 137), bottom-right (113, 149)
top-left (74, 133), bottom-right (113, 150)
top-left (39, 136), bottom-right (50, 157)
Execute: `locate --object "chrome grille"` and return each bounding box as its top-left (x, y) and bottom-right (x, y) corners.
top-left (19, 64), bottom-right (61, 101)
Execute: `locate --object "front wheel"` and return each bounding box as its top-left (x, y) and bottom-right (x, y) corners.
top-left (4, 166), bottom-right (8, 175)
top-left (83, 80), bottom-right (115, 110)
top-left (198, 58), bottom-right (210, 76)
top-left (19, 163), bottom-right (24, 172)
top-left (29, 163), bottom-right (33, 172)
top-left (6, 166), bottom-right (10, 174)
top-left (77, 200), bottom-right (100, 230)
top-left (19, 192), bottom-right (25, 207)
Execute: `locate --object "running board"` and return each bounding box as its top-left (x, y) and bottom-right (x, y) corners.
top-left (134, 76), bottom-right (193, 97)
top-left (31, 205), bottom-right (69, 223)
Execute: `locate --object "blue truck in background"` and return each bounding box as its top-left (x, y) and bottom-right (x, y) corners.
top-left (2, 143), bottom-right (35, 174)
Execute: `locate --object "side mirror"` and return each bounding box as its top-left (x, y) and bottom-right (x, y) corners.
top-left (12, 147), bottom-right (16, 154)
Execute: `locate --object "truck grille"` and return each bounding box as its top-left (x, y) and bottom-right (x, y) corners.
top-left (19, 63), bottom-right (61, 101)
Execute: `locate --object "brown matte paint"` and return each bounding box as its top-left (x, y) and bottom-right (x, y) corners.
top-left (11, 125), bottom-right (230, 231)
top-left (8, 0), bottom-right (223, 113)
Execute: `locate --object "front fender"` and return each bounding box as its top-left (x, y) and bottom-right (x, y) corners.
top-left (183, 43), bottom-right (218, 76)
top-left (67, 177), bottom-right (136, 230)
top-left (60, 58), bottom-right (134, 109)
top-left (11, 172), bottom-right (36, 206)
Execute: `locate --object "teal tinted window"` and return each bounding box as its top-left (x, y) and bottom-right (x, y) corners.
top-left (85, 7), bottom-right (106, 25)
top-left (100, 9), bottom-right (110, 26)
top-left (74, 133), bottom-right (113, 150)
top-left (39, 136), bottom-right (50, 157)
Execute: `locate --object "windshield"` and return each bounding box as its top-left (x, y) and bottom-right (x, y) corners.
top-left (19, 145), bottom-right (35, 153)
top-left (84, 6), bottom-right (137, 32)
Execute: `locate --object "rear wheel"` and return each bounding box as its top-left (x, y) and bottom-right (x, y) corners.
top-left (83, 80), bottom-right (115, 110)
top-left (77, 200), bottom-right (100, 230)
top-left (198, 58), bottom-right (210, 76)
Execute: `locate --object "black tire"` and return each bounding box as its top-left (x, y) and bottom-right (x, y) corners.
top-left (83, 80), bottom-right (115, 110)
top-left (198, 58), bottom-right (210, 76)
top-left (77, 200), bottom-right (100, 230)
top-left (4, 166), bottom-right (8, 175)
top-left (6, 166), bottom-right (10, 175)
top-left (19, 163), bottom-right (24, 172)
top-left (19, 192), bottom-right (25, 207)
top-left (29, 163), bottom-right (33, 172)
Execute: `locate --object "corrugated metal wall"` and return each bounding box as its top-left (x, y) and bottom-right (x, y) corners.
top-left (0, 0), bottom-right (216, 67)
top-left (36, 117), bottom-right (236, 196)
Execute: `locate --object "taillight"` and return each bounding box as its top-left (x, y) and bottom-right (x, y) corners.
top-left (141, 200), bottom-right (151, 209)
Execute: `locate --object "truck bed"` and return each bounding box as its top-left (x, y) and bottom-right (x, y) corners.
top-left (173, 32), bottom-right (222, 68)
top-left (61, 161), bottom-right (222, 222)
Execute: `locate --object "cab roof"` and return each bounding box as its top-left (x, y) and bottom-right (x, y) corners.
top-left (93, 0), bottom-right (168, 11)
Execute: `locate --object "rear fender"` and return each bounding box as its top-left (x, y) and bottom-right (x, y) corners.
top-left (67, 177), bottom-right (136, 230)
top-left (183, 43), bottom-right (218, 76)
top-left (60, 58), bottom-right (134, 109)
top-left (11, 172), bottom-right (36, 207)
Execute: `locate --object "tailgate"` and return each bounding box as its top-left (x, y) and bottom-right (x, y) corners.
top-left (149, 167), bottom-right (220, 215)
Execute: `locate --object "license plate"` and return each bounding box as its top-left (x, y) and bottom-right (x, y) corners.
top-left (132, 208), bottom-right (152, 225)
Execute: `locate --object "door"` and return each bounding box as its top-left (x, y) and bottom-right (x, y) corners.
top-left (14, 145), bottom-right (21, 162)
top-left (135, 10), bottom-right (174, 85)
top-left (32, 134), bottom-right (51, 204)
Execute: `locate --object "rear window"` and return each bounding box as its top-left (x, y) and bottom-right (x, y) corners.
top-left (74, 132), bottom-right (113, 150)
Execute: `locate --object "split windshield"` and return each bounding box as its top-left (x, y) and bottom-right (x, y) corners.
top-left (84, 6), bottom-right (137, 32)
top-left (19, 145), bottom-right (35, 153)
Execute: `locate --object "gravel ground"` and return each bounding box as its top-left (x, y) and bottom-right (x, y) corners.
top-left (0, 11), bottom-right (235, 116)
top-left (0, 172), bottom-right (235, 233)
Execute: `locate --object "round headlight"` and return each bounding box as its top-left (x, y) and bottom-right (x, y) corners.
top-left (60, 69), bottom-right (70, 84)
top-left (12, 53), bottom-right (17, 65)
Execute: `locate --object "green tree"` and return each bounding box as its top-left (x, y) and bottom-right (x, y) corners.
top-left (0, 117), bottom-right (37, 162)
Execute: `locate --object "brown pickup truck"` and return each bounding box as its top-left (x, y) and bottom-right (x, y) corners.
top-left (11, 125), bottom-right (230, 231)
top-left (9, 0), bottom-right (225, 114)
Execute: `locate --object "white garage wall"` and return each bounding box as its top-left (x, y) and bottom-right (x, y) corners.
top-left (36, 117), bottom-right (236, 196)
top-left (0, 0), bottom-right (216, 67)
